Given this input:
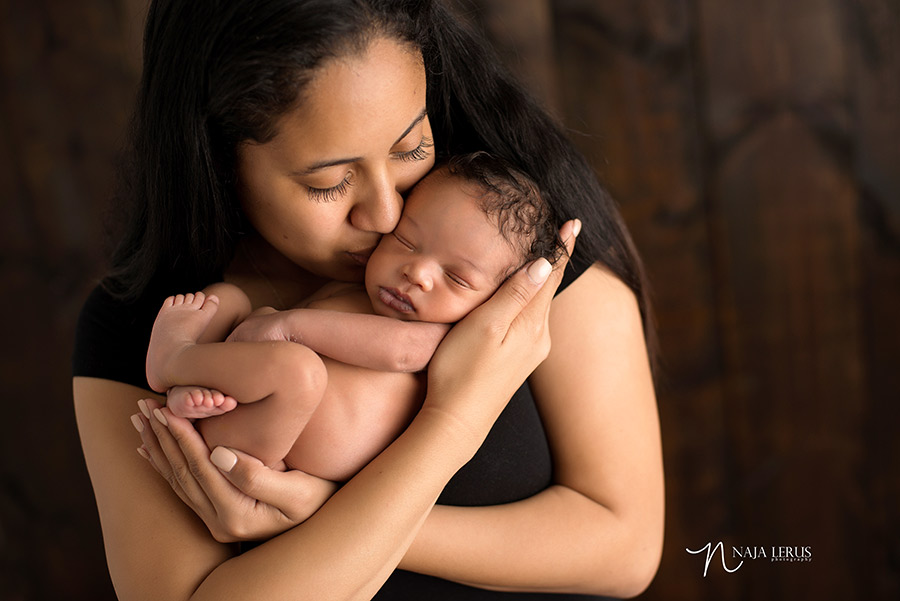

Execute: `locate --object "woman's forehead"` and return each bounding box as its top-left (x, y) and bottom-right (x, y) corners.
top-left (273, 38), bottom-right (427, 152)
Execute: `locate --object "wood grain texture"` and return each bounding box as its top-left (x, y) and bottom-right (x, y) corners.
top-left (0, 1), bottom-right (141, 599)
top-left (2, 1), bottom-right (897, 599)
top-left (471, 0), bottom-right (898, 597)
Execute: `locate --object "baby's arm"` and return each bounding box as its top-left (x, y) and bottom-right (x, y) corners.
top-left (289, 311), bottom-right (449, 372)
top-left (229, 309), bottom-right (450, 373)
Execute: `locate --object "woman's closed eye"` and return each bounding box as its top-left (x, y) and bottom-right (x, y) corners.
top-left (308, 174), bottom-right (353, 203)
top-left (394, 136), bottom-right (433, 163)
top-left (392, 232), bottom-right (415, 250)
top-left (305, 135), bottom-right (431, 202)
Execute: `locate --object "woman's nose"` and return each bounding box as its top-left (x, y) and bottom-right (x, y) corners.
top-left (350, 169), bottom-right (402, 234)
top-left (404, 260), bottom-right (434, 292)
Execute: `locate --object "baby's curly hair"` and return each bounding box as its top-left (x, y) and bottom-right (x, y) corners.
top-left (444, 152), bottom-right (566, 275)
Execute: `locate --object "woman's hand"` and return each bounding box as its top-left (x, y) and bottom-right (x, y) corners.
top-left (424, 219), bottom-right (580, 443)
top-left (132, 397), bottom-right (338, 542)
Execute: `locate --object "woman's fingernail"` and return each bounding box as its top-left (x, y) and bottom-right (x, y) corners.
top-left (527, 258), bottom-right (552, 284)
top-left (131, 414), bottom-right (144, 433)
top-left (573, 219), bottom-right (582, 238)
top-left (153, 408), bottom-right (168, 427)
top-left (210, 447), bottom-right (237, 472)
top-left (138, 399), bottom-right (151, 419)
top-left (136, 446), bottom-right (150, 461)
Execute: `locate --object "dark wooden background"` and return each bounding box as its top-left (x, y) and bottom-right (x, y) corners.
top-left (1, 1), bottom-right (897, 599)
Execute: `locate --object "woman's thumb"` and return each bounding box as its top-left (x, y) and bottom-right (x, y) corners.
top-left (526, 258), bottom-right (553, 286)
top-left (210, 446), bottom-right (273, 498)
top-left (502, 258), bottom-right (552, 308)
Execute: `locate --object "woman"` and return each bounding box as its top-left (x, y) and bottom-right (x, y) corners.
top-left (73, 1), bottom-right (664, 599)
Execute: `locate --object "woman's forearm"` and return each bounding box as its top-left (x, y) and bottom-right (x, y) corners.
top-left (400, 484), bottom-right (662, 598)
top-left (192, 406), bottom-right (480, 601)
top-left (77, 378), bottom-right (480, 601)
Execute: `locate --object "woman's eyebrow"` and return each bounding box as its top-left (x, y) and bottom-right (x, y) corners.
top-left (296, 108), bottom-right (428, 176)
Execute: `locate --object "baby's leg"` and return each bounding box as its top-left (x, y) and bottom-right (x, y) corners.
top-left (196, 282), bottom-right (252, 343)
top-left (145, 283), bottom-right (251, 394)
top-left (147, 286), bottom-right (280, 402)
top-left (146, 292), bottom-right (221, 393)
top-left (147, 284), bottom-right (328, 467)
top-left (166, 385), bottom-right (237, 419)
top-left (198, 348), bottom-right (328, 468)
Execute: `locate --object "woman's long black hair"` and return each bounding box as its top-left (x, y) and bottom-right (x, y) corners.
top-left (104, 0), bottom-right (655, 357)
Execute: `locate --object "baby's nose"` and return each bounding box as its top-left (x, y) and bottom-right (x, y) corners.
top-left (404, 260), bottom-right (434, 292)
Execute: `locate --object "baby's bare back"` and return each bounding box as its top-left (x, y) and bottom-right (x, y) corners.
top-left (284, 283), bottom-right (426, 482)
top-left (285, 358), bottom-right (424, 481)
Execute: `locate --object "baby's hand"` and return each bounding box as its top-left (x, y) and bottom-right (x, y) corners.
top-left (225, 307), bottom-right (289, 343)
top-left (167, 386), bottom-right (237, 419)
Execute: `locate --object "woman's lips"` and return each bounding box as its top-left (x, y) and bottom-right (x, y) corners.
top-left (378, 287), bottom-right (415, 314)
top-left (347, 246), bottom-right (376, 266)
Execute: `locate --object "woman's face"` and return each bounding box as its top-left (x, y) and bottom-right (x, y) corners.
top-left (236, 37), bottom-right (435, 282)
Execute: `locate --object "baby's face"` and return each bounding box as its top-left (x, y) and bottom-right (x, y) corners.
top-left (364, 170), bottom-right (520, 323)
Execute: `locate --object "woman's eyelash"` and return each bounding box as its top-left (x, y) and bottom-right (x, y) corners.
top-left (393, 232), bottom-right (414, 249)
top-left (307, 136), bottom-right (431, 201)
top-left (397, 136), bottom-right (434, 163)
top-left (308, 176), bottom-right (352, 203)
top-left (306, 135), bottom-right (431, 201)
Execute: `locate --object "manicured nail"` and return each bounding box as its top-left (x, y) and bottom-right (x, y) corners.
top-left (153, 408), bottom-right (168, 427)
top-left (210, 447), bottom-right (237, 472)
top-left (137, 399), bottom-right (151, 419)
top-left (131, 414), bottom-right (144, 433)
top-left (136, 447), bottom-right (150, 461)
top-left (527, 258), bottom-right (552, 284)
top-left (573, 219), bottom-right (582, 238)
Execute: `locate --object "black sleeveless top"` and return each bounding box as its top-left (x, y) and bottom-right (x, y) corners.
top-left (73, 254), bottom-right (614, 600)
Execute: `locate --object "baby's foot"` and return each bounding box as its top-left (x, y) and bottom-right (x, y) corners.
top-left (167, 386), bottom-right (237, 419)
top-left (146, 292), bottom-right (219, 392)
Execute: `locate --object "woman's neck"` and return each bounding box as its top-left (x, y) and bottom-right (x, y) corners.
top-left (226, 234), bottom-right (328, 310)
